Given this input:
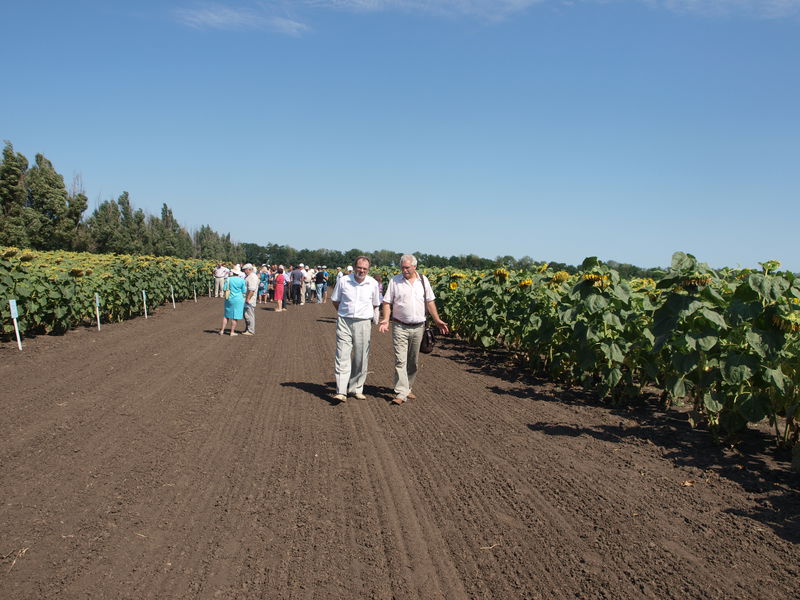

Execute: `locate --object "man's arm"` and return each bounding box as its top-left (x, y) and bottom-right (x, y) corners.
top-left (426, 300), bottom-right (448, 334)
top-left (378, 302), bottom-right (391, 333)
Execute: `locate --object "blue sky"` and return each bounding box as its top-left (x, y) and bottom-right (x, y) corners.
top-left (2, 1), bottom-right (798, 270)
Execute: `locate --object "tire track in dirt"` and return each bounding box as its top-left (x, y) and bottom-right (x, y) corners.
top-left (362, 351), bottom-right (577, 598)
top-left (349, 398), bottom-right (470, 600)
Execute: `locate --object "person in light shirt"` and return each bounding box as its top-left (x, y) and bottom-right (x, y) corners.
top-left (379, 254), bottom-right (448, 405)
top-left (213, 263), bottom-right (229, 298)
top-left (241, 264), bottom-right (259, 336)
top-left (330, 256), bottom-right (382, 403)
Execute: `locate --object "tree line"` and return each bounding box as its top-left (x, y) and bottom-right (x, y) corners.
top-left (239, 245), bottom-right (663, 277)
top-left (1, 140), bottom-right (663, 276)
top-left (0, 141), bottom-right (242, 261)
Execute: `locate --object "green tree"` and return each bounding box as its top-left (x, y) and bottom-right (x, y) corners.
top-left (117, 192), bottom-right (147, 255)
top-left (63, 174), bottom-right (89, 250)
top-left (86, 199), bottom-right (123, 253)
top-left (24, 153), bottom-right (72, 249)
top-left (0, 141), bottom-right (30, 247)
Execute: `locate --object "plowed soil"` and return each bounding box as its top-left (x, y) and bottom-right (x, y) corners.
top-left (1, 297), bottom-right (798, 599)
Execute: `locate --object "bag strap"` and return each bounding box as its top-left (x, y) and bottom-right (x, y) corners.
top-left (419, 273), bottom-right (430, 320)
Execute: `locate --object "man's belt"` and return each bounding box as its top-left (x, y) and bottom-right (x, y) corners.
top-left (391, 317), bottom-right (425, 326)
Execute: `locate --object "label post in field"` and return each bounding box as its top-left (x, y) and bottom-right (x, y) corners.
top-left (95, 293), bottom-right (101, 331)
top-left (9, 299), bottom-right (22, 351)
top-left (142, 290), bottom-right (148, 319)
top-left (170, 285), bottom-right (176, 309)
top-left (193, 287), bottom-right (197, 302)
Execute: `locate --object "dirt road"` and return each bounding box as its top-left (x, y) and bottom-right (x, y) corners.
top-left (1, 298), bottom-right (798, 599)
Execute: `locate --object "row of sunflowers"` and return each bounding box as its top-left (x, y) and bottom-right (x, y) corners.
top-left (1, 247), bottom-right (214, 336)
top-left (376, 253), bottom-right (799, 457)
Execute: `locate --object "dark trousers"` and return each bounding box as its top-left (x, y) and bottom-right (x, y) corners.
top-left (292, 284), bottom-right (302, 304)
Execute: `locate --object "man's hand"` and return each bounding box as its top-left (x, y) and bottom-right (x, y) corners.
top-left (378, 320), bottom-right (390, 333)
top-left (434, 318), bottom-right (449, 335)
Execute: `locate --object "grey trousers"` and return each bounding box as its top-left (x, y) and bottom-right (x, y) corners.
top-left (391, 322), bottom-right (424, 399)
top-left (244, 304), bottom-right (256, 333)
top-left (334, 316), bottom-right (372, 395)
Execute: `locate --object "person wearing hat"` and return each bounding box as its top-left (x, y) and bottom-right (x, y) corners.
top-left (242, 264), bottom-right (259, 335)
top-left (304, 265), bottom-right (316, 303)
top-left (220, 266), bottom-right (246, 336)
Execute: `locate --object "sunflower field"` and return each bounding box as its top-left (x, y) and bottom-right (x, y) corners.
top-left (377, 253), bottom-right (800, 455)
top-left (1, 246), bottom-right (214, 335)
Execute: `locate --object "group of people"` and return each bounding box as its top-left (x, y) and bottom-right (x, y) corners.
top-left (331, 254), bottom-right (448, 405)
top-left (212, 254), bottom-right (448, 406)
top-left (214, 263), bottom-right (331, 308)
top-left (213, 263), bottom-right (334, 336)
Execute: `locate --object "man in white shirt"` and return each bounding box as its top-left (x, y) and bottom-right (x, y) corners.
top-left (379, 254), bottom-right (448, 405)
top-left (331, 256), bottom-right (381, 402)
top-left (305, 266), bottom-right (316, 303)
top-left (213, 263), bottom-right (229, 297)
top-left (242, 264), bottom-right (259, 336)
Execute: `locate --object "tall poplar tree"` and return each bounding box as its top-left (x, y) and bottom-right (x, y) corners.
top-left (0, 141), bottom-right (30, 247)
top-left (24, 153), bottom-right (73, 249)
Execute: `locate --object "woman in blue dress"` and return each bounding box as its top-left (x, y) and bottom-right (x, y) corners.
top-left (258, 267), bottom-right (269, 304)
top-left (220, 272), bottom-right (246, 336)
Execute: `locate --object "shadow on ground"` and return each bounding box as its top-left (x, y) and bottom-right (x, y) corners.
top-left (281, 381), bottom-right (397, 406)
top-left (527, 418), bottom-right (800, 544)
top-left (433, 335), bottom-right (800, 544)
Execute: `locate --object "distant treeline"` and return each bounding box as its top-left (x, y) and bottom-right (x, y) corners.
top-left (240, 244), bottom-right (665, 279)
top-left (0, 141), bottom-right (242, 261)
top-left (1, 140), bottom-right (663, 277)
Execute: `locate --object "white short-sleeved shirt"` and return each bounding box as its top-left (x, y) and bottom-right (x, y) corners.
top-left (245, 272), bottom-right (259, 306)
top-left (331, 274), bottom-right (381, 319)
top-left (382, 273), bottom-right (435, 325)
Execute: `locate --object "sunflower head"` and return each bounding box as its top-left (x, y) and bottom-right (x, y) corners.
top-left (449, 281), bottom-right (458, 290)
top-left (518, 279), bottom-right (533, 288)
top-left (772, 313), bottom-right (800, 333)
top-left (582, 273), bottom-right (610, 288)
top-left (760, 260), bottom-right (781, 275)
